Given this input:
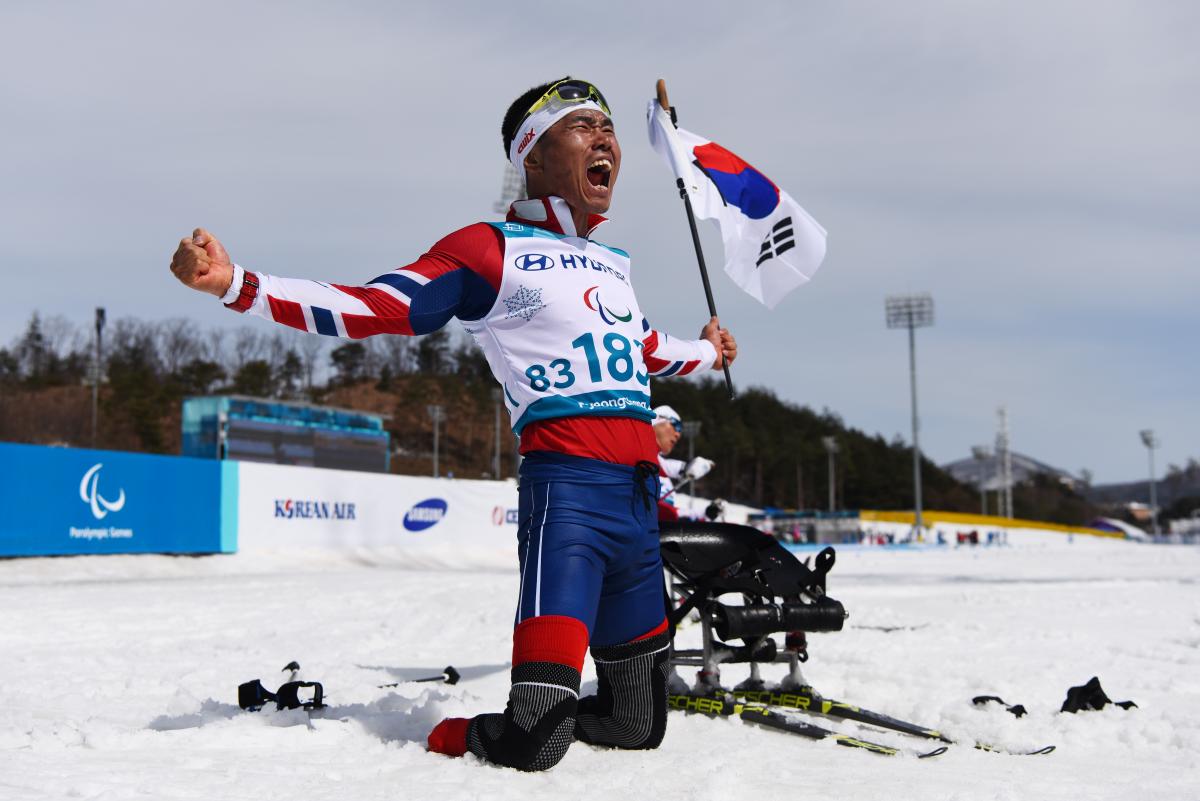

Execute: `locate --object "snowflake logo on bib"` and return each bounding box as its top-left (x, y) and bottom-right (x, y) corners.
top-left (502, 285), bottom-right (546, 322)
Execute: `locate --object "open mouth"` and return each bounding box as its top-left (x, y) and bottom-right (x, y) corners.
top-left (586, 158), bottom-right (612, 191)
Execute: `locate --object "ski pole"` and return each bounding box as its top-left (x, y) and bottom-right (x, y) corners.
top-left (378, 665), bottom-right (460, 688)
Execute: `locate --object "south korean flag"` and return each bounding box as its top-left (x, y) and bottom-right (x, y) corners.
top-left (648, 101), bottom-right (827, 309)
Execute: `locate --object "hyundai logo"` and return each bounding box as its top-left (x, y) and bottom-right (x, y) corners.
top-left (515, 253), bottom-right (555, 272)
top-left (79, 463), bottom-right (126, 520)
top-left (403, 498), bottom-right (448, 532)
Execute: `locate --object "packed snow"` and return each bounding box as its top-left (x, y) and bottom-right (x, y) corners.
top-left (2, 535), bottom-right (1198, 801)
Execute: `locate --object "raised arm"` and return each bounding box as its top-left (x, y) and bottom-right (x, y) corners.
top-left (169, 225), bottom-right (503, 337)
top-left (641, 315), bottom-right (737, 376)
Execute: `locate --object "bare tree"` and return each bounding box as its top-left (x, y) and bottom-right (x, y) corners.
top-left (297, 334), bottom-right (326, 391)
top-left (199, 327), bottom-right (228, 370)
top-left (106, 317), bottom-right (162, 374)
top-left (40, 315), bottom-right (85, 361)
top-left (155, 318), bottom-right (203, 375)
top-left (230, 327), bottom-right (268, 373)
top-left (379, 335), bottom-right (414, 376)
top-left (265, 331), bottom-right (290, 374)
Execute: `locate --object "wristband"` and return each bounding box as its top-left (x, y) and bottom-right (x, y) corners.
top-left (223, 265), bottom-right (260, 313)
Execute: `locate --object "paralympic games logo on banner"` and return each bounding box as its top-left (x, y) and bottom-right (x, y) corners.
top-left (79, 463), bottom-right (125, 520)
top-left (70, 462), bottom-right (134, 542)
top-left (404, 498), bottom-right (448, 532)
top-left (0, 442), bottom-right (226, 557)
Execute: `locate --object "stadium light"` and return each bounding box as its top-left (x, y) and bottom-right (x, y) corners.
top-left (427, 404), bottom-right (445, 478)
top-left (971, 445), bottom-right (992, 515)
top-left (681, 420), bottom-right (702, 465)
top-left (885, 294), bottom-right (934, 537)
top-left (91, 307), bottom-right (105, 448)
top-left (1139, 429), bottom-right (1160, 536)
top-left (995, 407), bottom-right (1014, 519)
top-left (822, 436), bottom-right (839, 512)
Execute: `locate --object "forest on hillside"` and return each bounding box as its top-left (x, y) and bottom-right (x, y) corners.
top-left (1, 311), bottom-right (1154, 526)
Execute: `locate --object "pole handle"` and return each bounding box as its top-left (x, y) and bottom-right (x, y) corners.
top-left (656, 78), bottom-right (670, 111)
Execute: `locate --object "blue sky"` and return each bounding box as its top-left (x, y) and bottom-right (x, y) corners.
top-left (1, 0), bottom-right (1195, 482)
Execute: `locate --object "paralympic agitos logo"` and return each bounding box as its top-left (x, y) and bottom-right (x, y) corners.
top-left (583, 285), bottom-right (631, 325)
top-left (79, 463), bottom-right (125, 520)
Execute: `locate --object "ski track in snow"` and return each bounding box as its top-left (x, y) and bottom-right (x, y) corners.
top-left (2, 539), bottom-right (1199, 801)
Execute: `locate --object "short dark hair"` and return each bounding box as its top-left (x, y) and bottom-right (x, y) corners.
top-left (501, 76), bottom-right (571, 156)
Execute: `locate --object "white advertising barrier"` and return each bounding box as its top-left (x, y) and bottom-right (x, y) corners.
top-left (236, 461), bottom-right (521, 570)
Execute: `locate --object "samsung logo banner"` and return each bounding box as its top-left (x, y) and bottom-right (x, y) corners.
top-left (274, 499), bottom-right (357, 520)
top-left (404, 498), bottom-right (448, 531)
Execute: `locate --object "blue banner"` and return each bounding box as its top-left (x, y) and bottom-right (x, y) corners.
top-left (0, 442), bottom-right (236, 557)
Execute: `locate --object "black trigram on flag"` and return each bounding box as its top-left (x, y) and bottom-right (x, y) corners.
top-left (756, 217), bottom-right (796, 267)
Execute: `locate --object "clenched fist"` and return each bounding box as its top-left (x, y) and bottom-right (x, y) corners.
top-left (700, 316), bottom-right (738, 369)
top-left (170, 228), bottom-right (234, 297)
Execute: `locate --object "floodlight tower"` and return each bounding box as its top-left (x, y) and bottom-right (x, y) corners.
top-left (490, 388), bottom-right (502, 479)
top-left (91, 307), bottom-right (106, 448)
top-left (681, 420), bottom-right (702, 466)
top-left (996, 407), bottom-right (1014, 518)
top-left (822, 436), bottom-right (839, 512)
top-left (1139, 429), bottom-right (1160, 536)
top-left (678, 420), bottom-right (702, 517)
top-left (427, 404), bottom-right (445, 478)
top-left (885, 294), bottom-right (934, 536)
top-left (971, 445), bottom-right (992, 515)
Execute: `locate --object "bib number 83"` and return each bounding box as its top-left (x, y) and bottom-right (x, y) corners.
top-left (525, 332), bottom-right (648, 391)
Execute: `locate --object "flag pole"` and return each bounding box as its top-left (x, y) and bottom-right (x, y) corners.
top-left (657, 79), bottom-right (735, 399)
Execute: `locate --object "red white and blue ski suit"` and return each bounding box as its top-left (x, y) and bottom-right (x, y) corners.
top-left (220, 195), bottom-right (715, 769)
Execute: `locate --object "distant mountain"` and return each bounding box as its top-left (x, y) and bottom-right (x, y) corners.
top-left (943, 450), bottom-right (1200, 517)
top-left (1085, 462), bottom-right (1200, 509)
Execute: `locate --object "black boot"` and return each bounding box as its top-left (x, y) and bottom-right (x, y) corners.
top-left (467, 660), bottom-right (581, 772)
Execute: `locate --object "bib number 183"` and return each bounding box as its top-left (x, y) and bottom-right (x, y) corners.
top-left (525, 332), bottom-right (648, 391)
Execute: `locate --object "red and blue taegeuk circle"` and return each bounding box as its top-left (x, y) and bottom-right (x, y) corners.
top-left (693, 142), bottom-right (780, 220)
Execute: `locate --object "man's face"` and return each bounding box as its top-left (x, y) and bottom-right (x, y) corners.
top-left (654, 421), bottom-right (681, 455)
top-left (525, 109), bottom-right (620, 216)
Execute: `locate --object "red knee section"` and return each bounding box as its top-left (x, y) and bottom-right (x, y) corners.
top-left (512, 615), bottom-right (589, 672)
top-left (633, 618), bottom-right (669, 642)
top-left (427, 717), bottom-right (471, 757)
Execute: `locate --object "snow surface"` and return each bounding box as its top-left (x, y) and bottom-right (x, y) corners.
top-left (2, 537), bottom-right (1199, 801)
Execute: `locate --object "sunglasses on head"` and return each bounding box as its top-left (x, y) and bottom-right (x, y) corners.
top-left (522, 79), bottom-right (611, 123)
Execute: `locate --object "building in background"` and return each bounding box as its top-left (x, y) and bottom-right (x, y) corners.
top-left (943, 450), bottom-right (1080, 493)
top-left (182, 396), bottom-right (389, 473)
